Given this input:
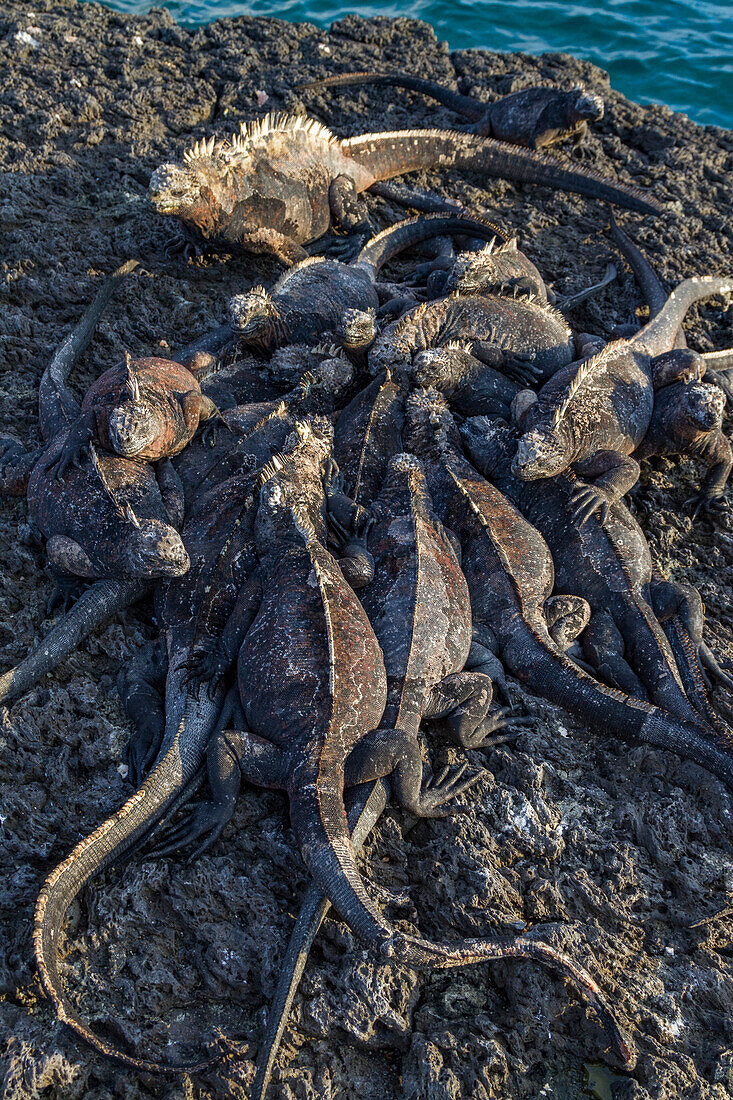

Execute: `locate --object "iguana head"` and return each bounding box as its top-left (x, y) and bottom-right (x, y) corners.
top-left (148, 163), bottom-right (205, 218)
top-left (123, 511), bottom-right (190, 578)
top-left (338, 308), bottom-right (377, 350)
top-left (411, 344), bottom-right (472, 391)
top-left (568, 85), bottom-right (604, 123)
top-left (107, 355), bottom-right (161, 458)
top-left (674, 382), bottom-right (725, 433)
top-left (446, 243), bottom-right (501, 293)
top-left (403, 388), bottom-right (461, 455)
top-left (511, 423), bottom-right (570, 480)
top-left (227, 287), bottom-right (277, 341)
top-left (313, 349), bottom-right (355, 395)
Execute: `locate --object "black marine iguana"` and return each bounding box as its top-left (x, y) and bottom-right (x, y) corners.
top-left (460, 412), bottom-right (733, 737)
top-left (402, 388), bottom-right (733, 789)
top-left (226, 212), bottom-right (509, 351)
top-left (300, 73), bottom-right (604, 152)
top-left (513, 277), bottom-right (733, 524)
top-left (148, 112), bottom-right (662, 265)
top-left (149, 443), bottom-right (634, 1071)
top-left (369, 289), bottom-right (576, 385)
top-left (32, 420), bottom-right (371, 1072)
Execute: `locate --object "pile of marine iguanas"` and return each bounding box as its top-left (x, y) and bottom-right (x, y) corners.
top-left (2, 72), bottom-right (733, 1097)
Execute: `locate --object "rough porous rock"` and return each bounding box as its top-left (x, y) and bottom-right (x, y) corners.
top-left (1, 1), bottom-right (733, 1098)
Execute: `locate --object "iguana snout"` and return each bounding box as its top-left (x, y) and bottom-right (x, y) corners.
top-left (108, 402), bottom-right (158, 457)
top-left (127, 520), bottom-right (190, 578)
top-left (227, 287), bottom-right (274, 339)
top-left (512, 426), bottom-right (569, 480)
top-left (569, 85), bottom-right (605, 123)
top-left (148, 163), bottom-right (203, 216)
top-left (681, 382), bottom-right (725, 431)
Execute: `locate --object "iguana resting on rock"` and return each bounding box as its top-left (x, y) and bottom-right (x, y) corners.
top-left (460, 413), bottom-right (732, 736)
top-left (420, 234), bottom-right (552, 303)
top-left (45, 354), bottom-right (223, 479)
top-left (369, 289), bottom-right (576, 385)
top-left (513, 277), bottom-right (733, 524)
top-left (227, 212), bottom-right (510, 352)
top-left (148, 113), bottom-right (662, 265)
top-left (402, 388), bottom-right (733, 789)
top-left (151, 441), bottom-right (634, 1071)
top-left (33, 421), bottom-right (366, 1072)
top-left (635, 378), bottom-right (731, 516)
top-left (299, 74), bottom-right (604, 153)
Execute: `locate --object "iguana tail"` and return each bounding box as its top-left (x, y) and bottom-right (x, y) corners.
top-left (506, 630), bottom-right (733, 788)
top-left (632, 276), bottom-right (733, 357)
top-left (33, 690), bottom-right (243, 1074)
top-left (39, 259), bottom-right (140, 441)
top-left (288, 764), bottom-right (635, 1070)
top-left (300, 71), bottom-right (485, 122)
top-left (356, 211), bottom-right (508, 276)
top-left (250, 779), bottom-right (389, 1100)
top-left (0, 578), bottom-right (149, 705)
top-left (606, 209), bottom-right (687, 347)
top-left (341, 129), bottom-right (664, 216)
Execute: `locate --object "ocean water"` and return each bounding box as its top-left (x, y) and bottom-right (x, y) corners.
top-left (99, 0), bottom-right (733, 129)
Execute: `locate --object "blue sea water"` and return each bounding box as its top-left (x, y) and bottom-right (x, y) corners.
top-left (100, 0), bottom-right (733, 129)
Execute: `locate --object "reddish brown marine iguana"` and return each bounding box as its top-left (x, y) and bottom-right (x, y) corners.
top-left (148, 113), bottom-right (662, 265)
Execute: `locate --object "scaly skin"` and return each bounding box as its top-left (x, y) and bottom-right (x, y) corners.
top-left (460, 414), bottom-right (729, 735)
top-left (411, 341), bottom-right (521, 418)
top-left (403, 389), bottom-right (733, 791)
top-left (635, 381), bottom-right (731, 517)
top-left (32, 436), bottom-right (336, 1072)
top-left (332, 370), bottom-right (406, 507)
top-left (153, 448), bottom-right (634, 1073)
top-left (425, 236), bottom-right (552, 304)
top-left (300, 73), bottom-right (604, 152)
top-left (45, 355), bottom-right (222, 478)
top-left (148, 113), bottom-right (662, 264)
top-left (370, 291), bottom-right (575, 385)
top-left (227, 213), bottom-right (510, 352)
top-left (513, 277), bottom-right (733, 522)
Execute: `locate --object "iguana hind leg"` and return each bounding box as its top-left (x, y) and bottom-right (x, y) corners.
top-left (117, 639), bottom-right (168, 786)
top-left (344, 727), bottom-right (483, 817)
top-left (424, 670), bottom-right (517, 750)
top-left (580, 610), bottom-right (649, 698)
top-left (148, 725), bottom-right (289, 859)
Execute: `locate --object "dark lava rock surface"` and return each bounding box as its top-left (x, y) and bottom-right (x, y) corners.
top-left (1, 2), bottom-right (733, 1098)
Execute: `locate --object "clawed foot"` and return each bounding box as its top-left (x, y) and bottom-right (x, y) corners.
top-left (683, 493), bottom-right (727, 522)
top-left (163, 228), bottom-right (207, 262)
top-left (42, 440), bottom-right (89, 482)
top-left (45, 574), bottom-right (85, 616)
top-left (182, 640), bottom-right (228, 699)
top-left (462, 709), bottom-right (533, 750)
top-left (415, 762), bottom-right (486, 817)
top-left (502, 355), bottom-right (544, 386)
top-left (571, 483), bottom-right (611, 526)
top-left (125, 723), bottom-right (164, 787)
top-left (146, 798), bottom-right (233, 861)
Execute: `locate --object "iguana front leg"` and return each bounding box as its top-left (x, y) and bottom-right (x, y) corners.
top-left (155, 458), bottom-right (185, 529)
top-left (239, 227), bottom-right (309, 265)
top-left (184, 577), bottom-right (262, 697)
top-left (570, 451), bottom-right (641, 526)
top-left (424, 670), bottom-right (521, 750)
top-left (41, 410), bottom-right (96, 481)
top-left (329, 174), bottom-right (373, 238)
top-left (684, 433), bottom-right (732, 519)
top-left (580, 610), bottom-right (649, 698)
top-left (344, 727), bottom-right (484, 816)
top-left (324, 459), bottom-right (375, 588)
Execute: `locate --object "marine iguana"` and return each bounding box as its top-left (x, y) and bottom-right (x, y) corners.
top-left (369, 289), bottom-right (576, 385)
top-left (411, 341), bottom-right (521, 418)
top-left (45, 354), bottom-right (224, 479)
top-left (512, 277), bottom-right (733, 524)
top-left (149, 445), bottom-right (634, 1071)
top-left (148, 113), bottom-right (662, 265)
top-left (33, 421), bottom-right (365, 1072)
top-left (402, 388), bottom-right (733, 789)
top-left (460, 413), bottom-right (731, 735)
top-left (299, 74), bottom-right (604, 153)
top-left (332, 369), bottom-right (406, 507)
top-left (419, 234), bottom-right (552, 303)
top-left (635, 379), bottom-right (731, 516)
top-left (226, 212), bottom-right (510, 352)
